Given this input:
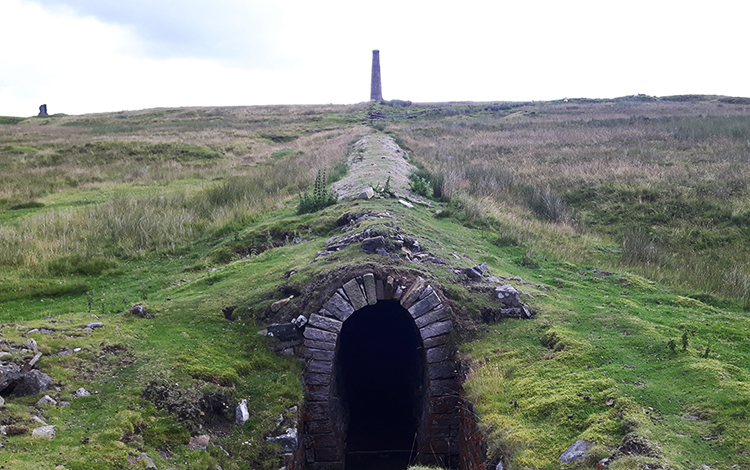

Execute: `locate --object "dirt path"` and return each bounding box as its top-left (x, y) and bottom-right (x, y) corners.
top-left (331, 133), bottom-right (422, 202)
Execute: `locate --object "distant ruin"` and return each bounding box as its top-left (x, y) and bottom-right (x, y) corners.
top-left (38, 104), bottom-right (48, 116)
top-left (370, 50), bottom-right (382, 102)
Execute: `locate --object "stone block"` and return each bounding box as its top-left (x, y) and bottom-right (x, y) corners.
top-left (303, 403), bottom-right (329, 421)
top-left (427, 360), bottom-right (456, 379)
top-left (321, 293), bottom-right (354, 321)
top-left (362, 273), bottom-right (377, 305)
top-left (426, 346), bottom-right (451, 364)
top-left (429, 378), bottom-right (460, 397)
top-left (305, 373), bottom-right (331, 386)
top-left (305, 384), bottom-right (331, 402)
top-left (414, 304), bottom-right (449, 328)
top-left (423, 334), bottom-right (449, 349)
top-left (309, 433), bottom-right (338, 448)
top-left (420, 320), bottom-right (453, 339)
top-left (304, 340), bottom-right (336, 352)
top-left (342, 279), bottom-right (367, 311)
top-left (306, 419), bottom-right (333, 434)
top-left (376, 279), bottom-right (385, 300)
top-left (267, 323), bottom-right (301, 341)
top-left (316, 446), bottom-right (344, 462)
top-left (408, 291), bottom-right (442, 319)
top-left (303, 327), bottom-right (338, 344)
top-left (307, 360), bottom-right (333, 374)
top-left (431, 395), bottom-right (459, 413)
top-left (400, 277), bottom-right (427, 309)
top-left (308, 314), bottom-right (343, 334)
top-left (384, 276), bottom-right (395, 300)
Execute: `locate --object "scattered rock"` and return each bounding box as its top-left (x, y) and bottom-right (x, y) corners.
top-left (58, 401), bottom-right (71, 406)
top-left (361, 236), bottom-right (388, 254)
top-left (597, 458), bottom-right (611, 469)
top-left (495, 284), bottom-right (521, 307)
top-left (23, 338), bottom-right (38, 351)
top-left (398, 199), bottom-right (414, 208)
top-left (0, 396), bottom-right (4, 407)
top-left (266, 323), bottom-right (301, 342)
top-left (31, 425), bottom-right (56, 438)
top-left (271, 296), bottom-right (293, 313)
top-left (0, 365), bottom-right (52, 396)
top-left (559, 440), bottom-right (595, 463)
top-left (82, 327), bottom-right (94, 333)
top-left (464, 263), bottom-right (489, 280)
top-left (36, 394), bottom-right (58, 406)
top-left (236, 399), bottom-right (249, 425)
top-left (292, 315), bottom-right (307, 329)
top-left (141, 452), bottom-right (157, 469)
top-left (266, 427), bottom-right (298, 452)
top-left (73, 388), bottom-right (91, 398)
top-left (130, 304), bottom-right (149, 317)
top-left (57, 349), bottom-right (73, 357)
top-left (33, 416), bottom-right (48, 425)
top-left (85, 322), bottom-right (104, 329)
top-left (358, 187), bottom-right (375, 199)
top-left (188, 434), bottom-right (210, 451)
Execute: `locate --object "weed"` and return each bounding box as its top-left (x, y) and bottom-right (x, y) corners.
top-left (297, 168), bottom-right (337, 214)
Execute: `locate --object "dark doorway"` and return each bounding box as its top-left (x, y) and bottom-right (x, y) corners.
top-left (336, 300), bottom-right (425, 470)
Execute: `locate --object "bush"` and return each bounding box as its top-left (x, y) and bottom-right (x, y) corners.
top-left (622, 229), bottom-right (660, 266)
top-left (524, 185), bottom-right (569, 223)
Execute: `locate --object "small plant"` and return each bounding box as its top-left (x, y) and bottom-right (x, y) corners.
top-left (667, 339), bottom-right (677, 352)
top-left (702, 343), bottom-right (712, 358)
top-left (374, 176), bottom-right (395, 198)
top-left (297, 168), bottom-right (338, 214)
top-left (409, 175), bottom-right (433, 198)
top-left (682, 331), bottom-right (689, 351)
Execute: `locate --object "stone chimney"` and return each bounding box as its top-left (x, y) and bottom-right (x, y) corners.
top-left (370, 50), bottom-right (382, 101)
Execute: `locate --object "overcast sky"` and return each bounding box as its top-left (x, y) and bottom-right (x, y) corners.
top-left (2, 0), bottom-right (749, 116)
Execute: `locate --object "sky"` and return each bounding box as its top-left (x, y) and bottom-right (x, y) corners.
top-left (1, 0), bottom-right (749, 116)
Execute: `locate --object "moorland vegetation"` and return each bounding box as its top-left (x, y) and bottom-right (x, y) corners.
top-left (0, 96), bottom-right (748, 470)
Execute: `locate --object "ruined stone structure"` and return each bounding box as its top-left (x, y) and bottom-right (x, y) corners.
top-left (295, 272), bottom-right (473, 470)
top-left (370, 50), bottom-right (382, 102)
top-left (38, 104), bottom-right (48, 116)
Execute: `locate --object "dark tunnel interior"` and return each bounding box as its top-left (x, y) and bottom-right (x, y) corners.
top-left (336, 300), bottom-right (425, 470)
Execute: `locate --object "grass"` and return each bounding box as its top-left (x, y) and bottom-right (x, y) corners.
top-left (2, 98), bottom-right (750, 469)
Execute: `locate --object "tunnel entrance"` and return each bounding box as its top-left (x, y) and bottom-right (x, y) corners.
top-left (336, 300), bottom-right (425, 470)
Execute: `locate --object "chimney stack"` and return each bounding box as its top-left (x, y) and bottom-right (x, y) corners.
top-left (370, 50), bottom-right (382, 101)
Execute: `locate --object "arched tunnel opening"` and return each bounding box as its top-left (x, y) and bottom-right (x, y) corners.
top-left (335, 300), bottom-right (425, 470)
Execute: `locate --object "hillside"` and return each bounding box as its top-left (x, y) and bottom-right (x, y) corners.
top-left (0, 97), bottom-right (749, 470)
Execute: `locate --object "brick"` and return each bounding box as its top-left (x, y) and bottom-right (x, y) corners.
top-left (343, 278), bottom-right (367, 311)
top-left (430, 395), bottom-right (459, 413)
top-left (420, 320), bottom-right (453, 339)
top-left (362, 273), bottom-right (377, 305)
top-left (308, 314), bottom-right (343, 333)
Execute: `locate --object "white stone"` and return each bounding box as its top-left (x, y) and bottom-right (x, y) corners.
top-left (31, 425), bottom-right (56, 438)
top-left (236, 399), bottom-right (250, 425)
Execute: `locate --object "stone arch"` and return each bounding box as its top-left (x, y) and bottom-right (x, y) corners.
top-left (299, 273), bottom-right (460, 470)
